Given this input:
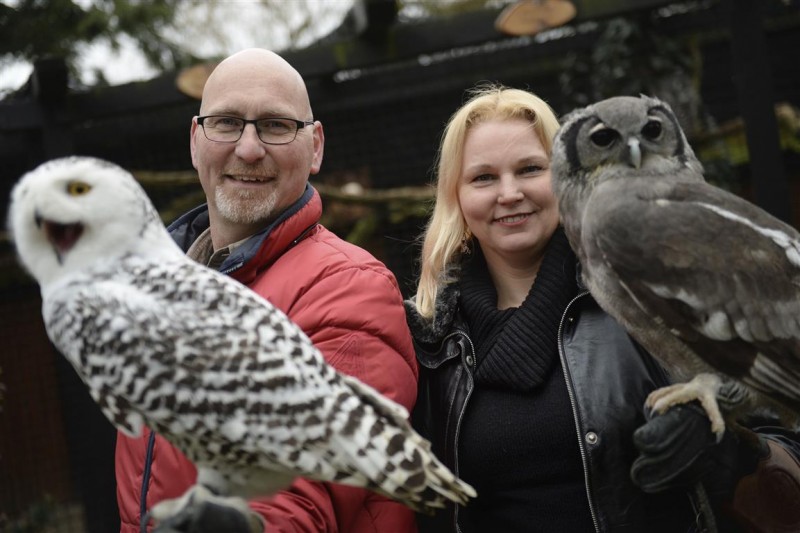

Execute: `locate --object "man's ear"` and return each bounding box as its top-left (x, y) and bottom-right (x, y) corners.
top-left (310, 121), bottom-right (325, 175)
top-left (190, 117), bottom-right (200, 169)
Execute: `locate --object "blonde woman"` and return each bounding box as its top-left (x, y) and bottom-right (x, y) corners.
top-left (405, 84), bottom-right (800, 533)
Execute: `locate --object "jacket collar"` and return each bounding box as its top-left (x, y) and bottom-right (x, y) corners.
top-left (167, 183), bottom-right (321, 282)
top-left (406, 228), bottom-right (586, 347)
top-left (405, 263), bottom-right (463, 346)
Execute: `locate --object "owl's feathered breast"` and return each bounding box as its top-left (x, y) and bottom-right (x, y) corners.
top-left (578, 175), bottom-right (800, 408)
top-left (43, 255), bottom-right (337, 464)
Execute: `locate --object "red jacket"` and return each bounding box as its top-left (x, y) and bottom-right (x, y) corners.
top-left (116, 186), bottom-right (418, 532)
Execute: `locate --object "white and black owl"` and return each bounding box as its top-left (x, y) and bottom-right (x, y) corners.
top-left (7, 156), bottom-right (475, 523)
top-left (551, 95), bottom-right (800, 437)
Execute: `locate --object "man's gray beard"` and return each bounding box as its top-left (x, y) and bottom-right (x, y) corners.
top-left (215, 186), bottom-right (278, 225)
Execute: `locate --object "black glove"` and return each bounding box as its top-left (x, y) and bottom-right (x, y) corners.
top-left (630, 401), bottom-right (767, 495)
top-left (149, 500), bottom-right (263, 533)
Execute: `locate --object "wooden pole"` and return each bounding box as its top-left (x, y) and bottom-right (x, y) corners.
top-left (727, 0), bottom-right (792, 223)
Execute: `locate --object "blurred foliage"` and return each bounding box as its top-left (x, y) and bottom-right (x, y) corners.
top-left (558, 14), bottom-right (741, 189)
top-left (0, 0), bottom-right (197, 88)
top-left (558, 16), bottom-right (700, 129)
top-left (174, 0), bottom-right (355, 56)
top-left (0, 0), bottom-right (368, 91)
top-left (398, 0), bottom-right (506, 20)
top-left (0, 0), bottom-right (510, 92)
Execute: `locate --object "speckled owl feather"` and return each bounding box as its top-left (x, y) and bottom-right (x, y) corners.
top-left (8, 156), bottom-right (475, 517)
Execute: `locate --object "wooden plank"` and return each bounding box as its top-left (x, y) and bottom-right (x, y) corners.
top-left (286, 1), bottom-right (679, 78)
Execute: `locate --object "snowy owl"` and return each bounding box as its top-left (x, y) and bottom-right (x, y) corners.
top-left (7, 156), bottom-right (476, 524)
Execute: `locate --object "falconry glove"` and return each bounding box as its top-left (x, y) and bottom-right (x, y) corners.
top-left (150, 500), bottom-right (264, 533)
top-left (631, 402), bottom-right (800, 530)
top-left (631, 401), bottom-right (765, 494)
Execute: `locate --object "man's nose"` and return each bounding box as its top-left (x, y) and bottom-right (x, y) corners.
top-left (235, 123), bottom-right (267, 161)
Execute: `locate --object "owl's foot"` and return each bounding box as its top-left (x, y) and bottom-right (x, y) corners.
top-left (148, 484), bottom-right (263, 532)
top-left (645, 373), bottom-right (725, 440)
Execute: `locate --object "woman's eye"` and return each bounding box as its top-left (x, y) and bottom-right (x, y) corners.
top-left (473, 174), bottom-right (493, 183)
top-left (521, 165), bottom-right (543, 174)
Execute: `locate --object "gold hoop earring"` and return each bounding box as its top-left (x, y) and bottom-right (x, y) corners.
top-left (461, 228), bottom-right (473, 255)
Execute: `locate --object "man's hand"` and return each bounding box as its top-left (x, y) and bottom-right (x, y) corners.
top-left (150, 500), bottom-right (264, 533)
top-left (630, 401), bottom-right (766, 494)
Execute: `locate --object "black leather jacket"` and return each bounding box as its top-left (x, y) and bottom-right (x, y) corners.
top-left (407, 288), bottom-right (707, 532)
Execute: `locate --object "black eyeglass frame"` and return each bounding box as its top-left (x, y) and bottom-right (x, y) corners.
top-left (196, 115), bottom-right (315, 145)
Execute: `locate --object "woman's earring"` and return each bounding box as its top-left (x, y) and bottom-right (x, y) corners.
top-left (461, 228), bottom-right (473, 255)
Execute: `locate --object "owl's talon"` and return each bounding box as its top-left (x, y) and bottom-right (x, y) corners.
top-left (645, 373), bottom-right (726, 440)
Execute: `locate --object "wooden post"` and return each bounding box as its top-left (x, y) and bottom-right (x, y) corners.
top-left (727, 0), bottom-right (792, 223)
top-left (32, 57), bottom-right (74, 158)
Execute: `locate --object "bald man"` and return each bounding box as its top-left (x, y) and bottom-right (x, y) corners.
top-left (115, 49), bottom-right (418, 533)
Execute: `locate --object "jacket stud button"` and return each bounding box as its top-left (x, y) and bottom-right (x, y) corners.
top-left (465, 355), bottom-right (475, 366)
top-left (585, 432), bottom-right (598, 445)
top-left (568, 316), bottom-right (575, 323)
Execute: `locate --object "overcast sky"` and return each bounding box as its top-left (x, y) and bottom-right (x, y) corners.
top-left (0, 0), bottom-right (353, 94)
top-left (0, 35), bottom-right (163, 92)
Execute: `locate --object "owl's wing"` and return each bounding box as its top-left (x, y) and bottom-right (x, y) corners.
top-left (43, 258), bottom-right (475, 509)
top-left (45, 256), bottom-right (431, 490)
top-left (43, 258), bottom-right (340, 450)
top-left (44, 278), bottom-right (180, 438)
top-left (583, 177), bottom-right (800, 411)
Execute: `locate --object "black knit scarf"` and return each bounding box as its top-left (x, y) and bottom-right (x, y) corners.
top-left (459, 228), bottom-right (577, 392)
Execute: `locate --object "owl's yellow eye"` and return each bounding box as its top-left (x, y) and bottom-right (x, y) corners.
top-left (67, 181), bottom-right (92, 196)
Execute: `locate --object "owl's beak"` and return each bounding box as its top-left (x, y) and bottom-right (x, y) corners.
top-left (626, 138), bottom-right (642, 169)
top-left (35, 211), bottom-right (83, 265)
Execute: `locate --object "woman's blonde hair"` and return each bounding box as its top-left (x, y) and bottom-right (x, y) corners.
top-left (414, 83), bottom-right (561, 319)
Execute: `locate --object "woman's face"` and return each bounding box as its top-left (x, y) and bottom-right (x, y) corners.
top-left (458, 117), bottom-right (560, 269)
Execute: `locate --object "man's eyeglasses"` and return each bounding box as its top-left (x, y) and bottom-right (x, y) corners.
top-left (197, 115), bottom-right (314, 145)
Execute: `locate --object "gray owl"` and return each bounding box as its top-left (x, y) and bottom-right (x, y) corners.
top-left (551, 95), bottom-right (800, 438)
top-left (7, 156), bottom-right (475, 524)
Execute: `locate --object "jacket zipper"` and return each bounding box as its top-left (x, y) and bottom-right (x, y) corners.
top-left (447, 328), bottom-right (475, 533)
top-left (557, 290), bottom-right (601, 533)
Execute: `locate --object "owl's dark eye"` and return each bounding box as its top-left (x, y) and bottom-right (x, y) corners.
top-left (589, 128), bottom-right (618, 147)
top-left (641, 119), bottom-right (663, 140)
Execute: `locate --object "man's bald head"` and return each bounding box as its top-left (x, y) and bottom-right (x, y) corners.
top-left (199, 48), bottom-right (312, 119)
